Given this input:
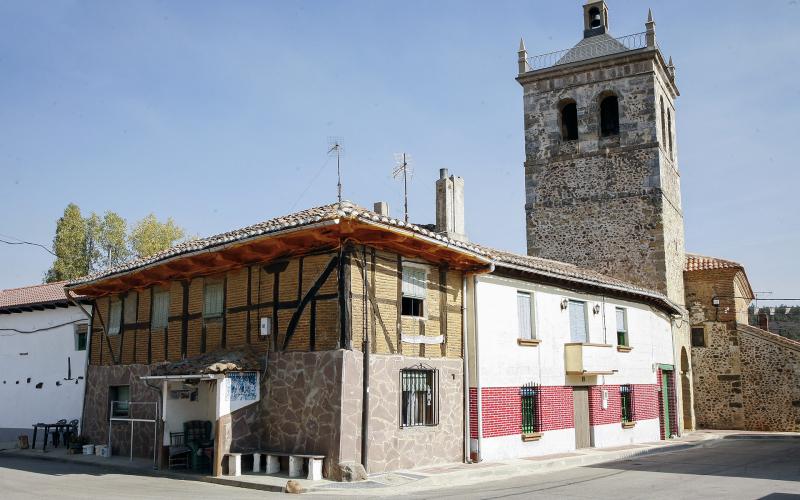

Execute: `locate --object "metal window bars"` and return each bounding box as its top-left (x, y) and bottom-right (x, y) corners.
top-left (400, 368), bottom-right (439, 427)
top-left (527, 32), bottom-right (649, 71)
top-left (521, 383), bottom-right (541, 434)
top-left (108, 400), bottom-right (160, 468)
top-left (620, 385), bottom-right (634, 423)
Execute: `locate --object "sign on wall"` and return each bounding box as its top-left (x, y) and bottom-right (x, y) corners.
top-left (226, 372), bottom-right (257, 402)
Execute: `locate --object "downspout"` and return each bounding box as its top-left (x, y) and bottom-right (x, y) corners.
top-left (360, 246), bottom-right (370, 472)
top-left (65, 289), bottom-right (93, 437)
top-left (472, 274), bottom-right (483, 462)
top-left (461, 274), bottom-right (471, 463)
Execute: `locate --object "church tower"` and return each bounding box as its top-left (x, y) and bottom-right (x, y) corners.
top-left (517, 2), bottom-right (694, 431)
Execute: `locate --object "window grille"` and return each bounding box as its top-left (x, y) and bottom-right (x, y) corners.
top-left (616, 307), bottom-right (628, 346)
top-left (400, 368), bottom-right (438, 427)
top-left (151, 289), bottom-right (170, 330)
top-left (620, 385), bottom-right (634, 423)
top-left (569, 300), bottom-right (588, 342)
top-left (521, 384), bottom-right (541, 434)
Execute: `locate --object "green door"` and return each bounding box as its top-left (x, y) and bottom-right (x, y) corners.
top-left (661, 370), bottom-right (671, 438)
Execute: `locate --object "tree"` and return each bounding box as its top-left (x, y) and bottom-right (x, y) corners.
top-left (98, 211), bottom-right (129, 269)
top-left (45, 204), bottom-right (89, 282)
top-left (84, 212), bottom-right (102, 273)
top-left (130, 214), bottom-right (186, 258)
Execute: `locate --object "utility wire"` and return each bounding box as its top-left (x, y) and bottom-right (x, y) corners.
top-left (289, 156), bottom-right (332, 212)
top-left (0, 236), bottom-right (56, 257)
top-left (0, 318), bottom-right (86, 336)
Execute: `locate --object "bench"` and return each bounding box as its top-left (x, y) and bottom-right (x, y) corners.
top-left (225, 451), bottom-right (325, 480)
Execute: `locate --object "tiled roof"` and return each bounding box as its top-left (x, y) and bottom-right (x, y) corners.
top-left (685, 253), bottom-right (744, 272)
top-left (556, 33), bottom-right (629, 66)
top-left (478, 246), bottom-right (682, 314)
top-left (0, 281), bottom-right (79, 310)
top-left (65, 201), bottom-right (680, 314)
top-left (67, 201), bottom-right (488, 289)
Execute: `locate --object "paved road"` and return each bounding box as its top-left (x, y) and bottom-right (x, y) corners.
top-left (0, 438), bottom-right (798, 499)
top-left (400, 438), bottom-right (800, 500)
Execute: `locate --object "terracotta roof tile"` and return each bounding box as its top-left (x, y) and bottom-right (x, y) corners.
top-left (685, 253), bottom-right (743, 272)
top-left (0, 281), bottom-right (77, 309)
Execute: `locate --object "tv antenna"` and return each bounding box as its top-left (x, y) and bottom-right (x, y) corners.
top-left (392, 153), bottom-right (413, 223)
top-left (327, 137), bottom-right (345, 203)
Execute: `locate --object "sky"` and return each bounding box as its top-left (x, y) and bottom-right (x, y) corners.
top-left (0, 0), bottom-right (798, 306)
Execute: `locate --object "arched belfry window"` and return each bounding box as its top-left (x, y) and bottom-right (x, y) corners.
top-left (559, 100), bottom-right (578, 141)
top-left (660, 97), bottom-right (667, 145)
top-left (667, 109), bottom-right (673, 156)
top-left (600, 94), bottom-right (619, 137)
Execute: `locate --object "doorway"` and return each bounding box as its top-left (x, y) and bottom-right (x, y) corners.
top-left (573, 387), bottom-right (591, 449)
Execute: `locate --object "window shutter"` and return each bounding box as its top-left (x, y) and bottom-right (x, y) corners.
top-left (616, 308), bottom-right (626, 332)
top-left (152, 290), bottom-right (170, 329)
top-left (204, 282), bottom-right (224, 317)
top-left (402, 267), bottom-right (427, 299)
top-left (517, 292), bottom-right (532, 339)
top-left (569, 300), bottom-right (587, 342)
top-left (124, 292), bottom-right (137, 324)
top-left (108, 301), bottom-right (122, 335)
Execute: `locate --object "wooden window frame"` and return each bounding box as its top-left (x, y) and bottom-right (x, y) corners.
top-left (108, 299), bottom-right (122, 336)
top-left (615, 307), bottom-right (629, 347)
top-left (568, 299), bottom-right (589, 343)
top-left (401, 262), bottom-right (428, 320)
top-left (203, 279), bottom-right (224, 319)
top-left (151, 287), bottom-right (170, 330)
top-left (74, 323), bottom-right (88, 351)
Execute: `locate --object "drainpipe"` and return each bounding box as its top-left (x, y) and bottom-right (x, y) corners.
top-left (360, 246), bottom-right (370, 472)
top-left (472, 275), bottom-right (483, 462)
top-left (65, 290), bottom-right (93, 437)
top-left (461, 274), bottom-right (471, 463)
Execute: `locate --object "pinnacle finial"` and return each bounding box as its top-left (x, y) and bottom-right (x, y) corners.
top-left (647, 8), bottom-right (653, 23)
top-left (519, 37), bottom-right (526, 52)
top-left (668, 56), bottom-right (674, 66)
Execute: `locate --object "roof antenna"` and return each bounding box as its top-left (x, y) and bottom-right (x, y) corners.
top-left (392, 153), bottom-right (413, 223)
top-left (327, 137), bottom-right (344, 203)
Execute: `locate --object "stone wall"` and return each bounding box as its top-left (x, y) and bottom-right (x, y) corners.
top-left (339, 353), bottom-right (464, 474)
top-left (82, 364), bottom-right (160, 459)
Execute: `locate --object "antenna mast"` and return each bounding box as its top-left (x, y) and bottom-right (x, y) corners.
top-left (392, 153), bottom-right (413, 223)
top-left (328, 137), bottom-right (344, 203)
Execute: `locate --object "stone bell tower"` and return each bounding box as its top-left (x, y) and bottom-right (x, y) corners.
top-left (517, 1), bottom-right (694, 431)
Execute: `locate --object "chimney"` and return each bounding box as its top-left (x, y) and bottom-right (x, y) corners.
top-left (373, 201), bottom-right (390, 217)
top-left (435, 168), bottom-right (467, 242)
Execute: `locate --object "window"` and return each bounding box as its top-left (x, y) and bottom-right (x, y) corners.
top-left (123, 292), bottom-right (138, 324)
top-left (600, 95), bottom-right (619, 136)
top-left (401, 265), bottom-right (427, 318)
top-left (616, 307), bottom-right (628, 346)
top-left (74, 323), bottom-right (88, 351)
top-left (400, 368), bottom-right (438, 427)
top-left (691, 327), bottom-right (706, 347)
top-left (203, 281), bottom-right (224, 318)
top-left (560, 100), bottom-right (578, 141)
top-left (151, 288), bottom-right (170, 330)
top-left (569, 300), bottom-right (588, 343)
top-left (620, 385), bottom-right (634, 423)
top-left (521, 385), bottom-right (540, 435)
top-left (109, 385), bottom-right (130, 418)
top-left (108, 300), bottom-right (122, 335)
top-left (517, 292), bottom-right (535, 340)
top-left (667, 109), bottom-right (673, 156)
top-left (660, 97), bottom-right (667, 146)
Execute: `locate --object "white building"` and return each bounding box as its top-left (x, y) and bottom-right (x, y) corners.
top-left (466, 250), bottom-right (681, 462)
top-left (0, 282), bottom-right (91, 444)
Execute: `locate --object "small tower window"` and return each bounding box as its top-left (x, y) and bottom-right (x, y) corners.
top-left (588, 7), bottom-right (602, 28)
top-left (660, 97), bottom-right (667, 146)
top-left (560, 100), bottom-right (578, 141)
top-left (600, 95), bottom-right (619, 137)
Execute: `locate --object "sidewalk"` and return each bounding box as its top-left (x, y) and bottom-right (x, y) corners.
top-left (1, 430), bottom-right (796, 495)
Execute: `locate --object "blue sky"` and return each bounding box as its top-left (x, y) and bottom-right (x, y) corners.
top-left (1, 1), bottom-right (798, 305)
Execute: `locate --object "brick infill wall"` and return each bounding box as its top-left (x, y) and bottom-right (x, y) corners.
top-left (469, 386), bottom-right (574, 439)
top-left (588, 384), bottom-right (660, 426)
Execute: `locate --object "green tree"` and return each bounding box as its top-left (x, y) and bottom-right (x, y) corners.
top-left (98, 211), bottom-right (129, 269)
top-left (45, 203), bottom-right (89, 282)
top-left (130, 214), bottom-right (186, 258)
top-left (84, 212), bottom-right (102, 273)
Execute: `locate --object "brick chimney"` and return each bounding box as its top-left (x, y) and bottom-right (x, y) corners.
top-left (373, 201), bottom-right (389, 216)
top-left (435, 168), bottom-right (467, 242)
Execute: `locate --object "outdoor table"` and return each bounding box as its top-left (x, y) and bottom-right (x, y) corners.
top-left (31, 422), bottom-right (74, 451)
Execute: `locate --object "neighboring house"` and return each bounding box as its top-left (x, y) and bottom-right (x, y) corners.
top-left (466, 249), bottom-right (681, 461)
top-left (66, 195), bottom-right (492, 480)
top-left (685, 254), bottom-right (800, 432)
top-left (0, 282), bottom-right (90, 443)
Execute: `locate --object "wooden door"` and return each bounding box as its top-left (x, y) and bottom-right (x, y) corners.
top-left (573, 387), bottom-right (591, 449)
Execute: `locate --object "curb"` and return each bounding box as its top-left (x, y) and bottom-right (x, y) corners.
top-left (0, 450), bottom-right (285, 493)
